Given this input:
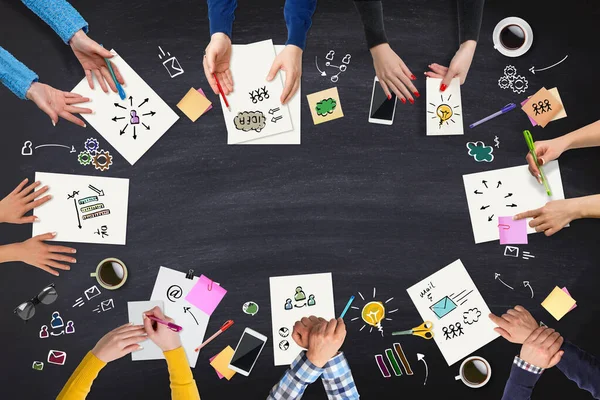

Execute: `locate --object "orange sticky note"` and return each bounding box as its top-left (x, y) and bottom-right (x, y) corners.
top-left (521, 87), bottom-right (563, 128)
top-left (541, 286), bottom-right (576, 320)
top-left (210, 346), bottom-right (236, 380)
top-left (177, 88), bottom-right (212, 122)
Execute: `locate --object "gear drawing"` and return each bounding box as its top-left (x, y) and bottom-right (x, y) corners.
top-left (504, 65), bottom-right (517, 78)
top-left (511, 75), bottom-right (529, 94)
top-left (498, 76), bottom-right (511, 90)
top-left (92, 150), bottom-right (113, 171)
top-left (84, 138), bottom-right (100, 155)
top-left (77, 151), bottom-right (92, 166)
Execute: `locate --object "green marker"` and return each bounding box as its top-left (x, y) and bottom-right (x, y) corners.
top-left (523, 130), bottom-right (552, 196)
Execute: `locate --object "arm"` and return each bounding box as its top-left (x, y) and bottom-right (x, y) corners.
top-left (56, 352), bottom-right (107, 400)
top-left (501, 356), bottom-right (543, 400)
top-left (559, 120), bottom-right (600, 151)
top-left (207, 0), bottom-right (237, 38)
top-left (0, 46), bottom-right (38, 99)
top-left (353, 0), bottom-right (388, 50)
top-left (321, 353), bottom-right (359, 399)
top-left (267, 352), bottom-right (323, 400)
top-left (21, 0), bottom-right (88, 44)
top-left (284, 0), bottom-right (317, 51)
top-left (557, 341), bottom-right (600, 398)
top-left (164, 347), bottom-right (201, 400)
top-left (457, 0), bottom-right (485, 44)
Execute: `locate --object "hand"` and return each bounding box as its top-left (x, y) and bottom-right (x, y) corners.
top-left (489, 305), bottom-right (539, 344)
top-left (143, 306), bottom-right (181, 352)
top-left (91, 323), bottom-right (147, 363)
top-left (306, 318), bottom-right (346, 368)
top-left (0, 179), bottom-right (50, 224)
top-left (267, 45), bottom-right (302, 104)
top-left (26, 82), bottom-right (91, 127)
top-left (514, 198), bottom-right (583, 237)
top-left (69, 30), bottom-right (124, 93)
top-left (525, 139), bottom-right (568, 183)
top-left (203, 33), bottom-right (233, 95)
top-left (370, 43), bottom-right (418, 104)
top-left (12, 233), bottom-right (76, 276)
top-left (426, 40), bottom-right (477, 91)
top-left (520, 327), bottom-right (564, 369)
top-left (292, 316), bottom-right (327, 348)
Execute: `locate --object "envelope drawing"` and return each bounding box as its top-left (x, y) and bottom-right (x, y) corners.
top-left (429, 296), bottom-right (457, 319)
top-left (503, 246), bottom-right (519, 258)
top-left (163, 57), bottom-right (184, 78)
top-left (84, 285), bottom-right (101, 300)
top-left (32, 361), bottom-right (44, 371)
top-left (101, 299), bottom-right (114, 312)
top-left (47, 350), bottom-right (66, 365)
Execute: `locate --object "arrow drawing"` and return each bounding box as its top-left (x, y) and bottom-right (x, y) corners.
top-left (315, 56), bottom-right (326, 76)
top-left (133, 126), bottom-right (137, 140)
top-left (142, 123), bottom-right (150, 130)
top-left (523, 281), bottom-right (534, 298)
top-left (271, 116), bottom-right (283, 123)
top-left (142, 111), bottom-right (156, 117)
top-left (495, 273), bottom-right (514, 290)
top-left (129, 96), bottom-right (133, 107)
top-left (504, 193), bottom-right (513, 198)
top-left (34, 144), bottom-right (73, 151)
top-left (114, 103), bottom-right (126, 109)
top-left (269, 107), bottom-right (280, 115)
top-left (138, 98), bottom-right (149, 108)
top-left (417, 353), bottom-right (428, 385)
top-left (487, 214), bottom-right (495, 222)
top-left (183, 307), bottom-right (199, 325)
top-left (482, 180), bottom-right (488, 188)
top-left (73, 198), bottom-right (81, 229)
top-left (480, 205), bottom-right (490, 210)
top-left (112, 116), bottom-right (125, 122)
top-left (497, 181), bottom-right (502, 188)
top-left (506, 203), bottom-right (517, 208)
top-left (474, 190), bottom-right (483, 195)
top-left (529, 55), bottom-right (568, 74)
top-left (120, 124), bottom-right (128, 135)
top-left (67, 191), bottom-right (79, 200)
top-left (88, 185), bottom-right (104, 196)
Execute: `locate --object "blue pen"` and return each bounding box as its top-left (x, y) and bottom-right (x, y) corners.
top-left (100, 45), bottom-right (126, 100)
top-left (469, 103), bottom-right (516, 128)
top-left (339, 295), bottom-right (355, 319)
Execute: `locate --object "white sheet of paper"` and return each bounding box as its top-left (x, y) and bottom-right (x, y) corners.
top-left (269, 273), bottom-right (335, 366)
top-left (463, 161), bottom-right (565, 244)
top-left (426, 78), bottom-right (463, 135)
top-left (32, 172), bottom-right (129, 245)
top-left (243, 45), bottom-right (300, 145)
top-left (128, 300), bottom-right (165, 361)
top-left (406, 259), bottom-right (499, 366)
top-left (220, 40), bottom-right (293, 144)
top-left (71, 50), bottom-right (179, 165)
top-left (150, 266), bottom-right (209, 368)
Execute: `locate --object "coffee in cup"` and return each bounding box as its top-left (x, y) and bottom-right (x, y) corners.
top-left (455, 356), bottom-right (491, 388)
top-left (91, 258), bottom-right (128, 290)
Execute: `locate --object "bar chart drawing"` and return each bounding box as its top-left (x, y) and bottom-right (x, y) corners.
top-left (375, 342), bottom-right (413, 378)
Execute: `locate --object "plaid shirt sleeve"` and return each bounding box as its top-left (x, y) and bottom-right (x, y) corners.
top-left (513, 356), bottom-right (544, 374)
top-left (267, 352), bottom-right (323, 400)
top-left (321, 352), bottom-right (360, 399)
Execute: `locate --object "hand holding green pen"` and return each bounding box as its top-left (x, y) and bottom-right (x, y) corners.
top-left (523, 130), bottom-right (552, 196)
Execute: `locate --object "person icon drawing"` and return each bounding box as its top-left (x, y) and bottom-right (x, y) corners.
top-left (294, 286), bottom-right (306, 302)
top-left (284, 299), bottom-right (292, 310)
top-left (51, 311), bottom-right (64, 329)
top-left (39, 325), bottom-right (49, 339)
top-left (65, 321), bottom-right (75, 334)
top-left (307, 294), bottom-right (316, 306)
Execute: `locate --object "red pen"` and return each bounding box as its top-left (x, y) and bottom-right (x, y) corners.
top-left (147, 315), bottom-right (182, 332)
top-left (195, 320), bottom-right (234, 352)
top-left (213, 73), bottom-right (230, 111)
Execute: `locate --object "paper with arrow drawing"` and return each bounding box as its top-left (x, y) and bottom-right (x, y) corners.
top-left (463, 161), bottom-right (565, 244)
top-left (220, 40), bottom-right (293, 144)
top-left (71, 50), bottom-right (179, 165)
top-left (150, 266), bottom-right (209, 367)
top-left (32, 172), bottom-right (129, 245)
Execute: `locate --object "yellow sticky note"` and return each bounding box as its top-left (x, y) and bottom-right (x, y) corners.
top-left (306, 87), bottom-right (344, 125)
top-left (177, 88), bottom-right (212, 122)
top-left (210, 346), bottom-right (236, 380)
top-left (548, 88), bottom-right (567, 121)
top-left (541, 286), bottom-right (576, 320)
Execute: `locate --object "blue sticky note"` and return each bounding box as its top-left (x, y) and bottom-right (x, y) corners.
top-left (429, 296), bottom-right (457, 319)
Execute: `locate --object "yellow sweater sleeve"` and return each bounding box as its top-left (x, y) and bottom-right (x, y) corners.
top-left (164, 347), bottom-right (201, 400)
top-left (56, 351), bottom-right (106, 400)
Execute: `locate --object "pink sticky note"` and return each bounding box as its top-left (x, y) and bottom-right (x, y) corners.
top-left (185, 275), bottom-right (227, 316)
top-left (562, 287), bottom-right (577, 311)
top-left (197, 88), bottom-right (213, 114)
top-left (521, 98), bottom-right (538, 127)
top-left (498, 216), bottom-right (528, 245)
top-left (209, 355), bottom-right (225, 379)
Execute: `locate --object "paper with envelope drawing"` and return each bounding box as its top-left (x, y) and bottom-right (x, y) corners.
top-left (220, 40), bottom-right (293, 144)
top-left (32, 172), bottom-right (129, 245)
top-left (407, 259), bottom-right (499, 366)
top-left (150, 266), bottom-right (209, 367)
top-left (463, 161), bottom-right (565, 244)
top-left (128, 300), bottom-right (165, 361)
top-left (72, 50), bottom-right (179, 165)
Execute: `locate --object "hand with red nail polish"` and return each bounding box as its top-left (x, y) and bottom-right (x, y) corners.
top-left (369, 43), bottom-right (418, 105)
top-left (425, 40), bottom-right (477, 90)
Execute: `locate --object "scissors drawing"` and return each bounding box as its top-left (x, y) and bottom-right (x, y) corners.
top-left (391, 321), bottom-right (434, 339)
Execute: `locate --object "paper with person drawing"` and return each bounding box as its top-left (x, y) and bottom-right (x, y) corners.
top-left (406, 259), bottom-right (499, 366)
top-left (463, 161), bottom-right (565, 244)
top-left (72, 50), bottom-right (179, 165)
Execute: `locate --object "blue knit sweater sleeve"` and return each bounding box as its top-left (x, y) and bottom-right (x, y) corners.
top-left (0, 46), bottom-right (38, 100)
top-left (21, 0), bottom-right (88, 44)
top-left (207, 0), bottom-right (237, 38)
top-left (284, 0), bottom-right (317, 50)
top-left (556, 341), bottom-right (600, 399)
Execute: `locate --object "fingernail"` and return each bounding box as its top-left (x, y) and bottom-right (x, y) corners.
top-left (48, 195), bottom-right (53, 199)
top-left (413, 91), bottom-right (420, 98)
top-left (66, 266), bottom-right (71, 270)
top-left (71, 249), bottom-right (76, 253)
top-left (387, 94), bottom-right (391, 100)
top-left (143, 314), bottom-right (147, 319)
top-left (52, 232), bottom-right (57, 236)
top-left (440, 84), bottom-right (447, 92)
top-left (83, 124), bottom-right (87, 128)
top-left (410, 74), bottom-right (416, 80)
top-left (52, 120), bottom-right (56, 127)
top-left (137, 345), bottom-right (144, 350)
top-left (34, 217), bottom-right (40, 222)
top-left (400, 98), bottom-right (406, 104)
top-left (409, 98), bottom-right (414, 104)
top-left (72, 259), bottom-right (77, 263)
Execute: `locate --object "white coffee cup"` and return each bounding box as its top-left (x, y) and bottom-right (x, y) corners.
top-left (454, 356), bottom-right (491, 388)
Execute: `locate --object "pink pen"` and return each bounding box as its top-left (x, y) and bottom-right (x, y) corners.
top-left (147, 315), bottom-right (182, 332)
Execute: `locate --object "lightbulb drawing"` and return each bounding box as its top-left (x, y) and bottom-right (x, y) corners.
top-left (428, 94), bottom-right (461, 129)
top-left (350, 287), bottom-right (398, 336)
top-left (436, 104), bottom-right (453, 127)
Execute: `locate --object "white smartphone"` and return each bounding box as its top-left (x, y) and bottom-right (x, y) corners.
top-left (368, 76), bottom-right (398, 125)
top-left (228, 328), bottom-right (267, 376)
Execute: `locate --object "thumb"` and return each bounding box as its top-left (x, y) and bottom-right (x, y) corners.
top-left (440, 71), bottom-right (454, 92)
top-left (548, 350), bottom-right (564, 368)
top-left (267, 59), bottom-right (281, 81)
top-left (206, 51), bottom-right (217, 74)
top-left (93, 43), bottom-right (113, 58)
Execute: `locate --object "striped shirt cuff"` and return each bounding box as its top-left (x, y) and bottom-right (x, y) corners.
top-left (514, 356), bottom-right (544, 374)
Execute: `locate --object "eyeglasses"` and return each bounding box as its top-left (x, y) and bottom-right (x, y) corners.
top-left (13, 284), bottom-right (58, 321)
